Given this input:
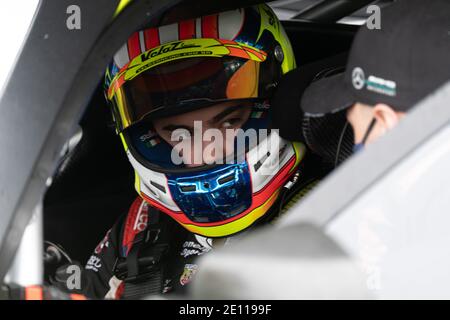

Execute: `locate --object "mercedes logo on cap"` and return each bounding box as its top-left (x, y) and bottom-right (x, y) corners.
top-left (352, 67), bottom-right (365, 90)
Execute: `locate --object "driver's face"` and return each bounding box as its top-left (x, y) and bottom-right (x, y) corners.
top-left (152, 102), bottom-right (252, 167)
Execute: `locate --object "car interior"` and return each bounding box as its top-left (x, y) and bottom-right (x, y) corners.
top-left (42, 2), bottom-right (368, 272)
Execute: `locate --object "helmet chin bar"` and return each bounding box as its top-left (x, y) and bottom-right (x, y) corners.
top-left (125, 130), bottom-right (306, 237)
top-left (127, 150), bottom-right (181, 213)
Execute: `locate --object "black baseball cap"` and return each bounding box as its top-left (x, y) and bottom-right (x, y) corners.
top-left (301, 0), bottom-right (450, 117)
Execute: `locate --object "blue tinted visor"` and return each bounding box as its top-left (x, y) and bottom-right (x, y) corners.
top-left (166, 161), bottom-right (252, 223)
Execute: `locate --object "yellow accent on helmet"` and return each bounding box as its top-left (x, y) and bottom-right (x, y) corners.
top-left (119, 132), bottom-right (128, 151)
top-left (290, 142), bottom-right (306, 173)
top-left (180, 189), bottom-right (280, 238)
top-left (108, 38), bottom-right (267, 100)
top-left (256, 4), bottom-right (296, 74)
top-left (114, 0), bottom-right (132, 18)
top-left (134, 171), bottom-right (141, 194)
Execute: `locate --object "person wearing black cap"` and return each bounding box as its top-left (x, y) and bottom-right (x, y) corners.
top-left (301, 0), bottom-right (450, 152)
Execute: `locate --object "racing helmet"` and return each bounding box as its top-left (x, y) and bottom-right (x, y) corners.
top-left (105, 4), bottom-right (306, 238)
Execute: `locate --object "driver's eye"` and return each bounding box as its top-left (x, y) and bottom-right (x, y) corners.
top-left (171, 129), bottom-right (192, 141)
top-left (221, 118), bottom-right (242, 129)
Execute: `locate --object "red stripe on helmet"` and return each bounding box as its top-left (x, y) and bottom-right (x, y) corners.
top-left (226, 46), bottom-right (251, 60)
top-left (179, 19), bottom-right (196, 39)
top-left (141, 193), bottom-right (182, 215)
top-left (201, 14), bottom-right (218, 38)
top-left (244, 47), bottom-right (267, 61)
top-left (144, 28), bottom-right (160, 50)
top-left (127, 32), bottom-right (141, 60)
top-left (218, 39), bottom-right (236, 45)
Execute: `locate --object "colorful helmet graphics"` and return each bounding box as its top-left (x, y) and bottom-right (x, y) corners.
top-left (105, 4), bottom-right (305, 237)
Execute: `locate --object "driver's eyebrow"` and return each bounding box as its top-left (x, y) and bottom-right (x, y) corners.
top-left (210, 105), bottom-right (246, 123)
top-left (162, 124), bottom-right (193, 132)
top-left (161, 105), bottom-right (248, 132)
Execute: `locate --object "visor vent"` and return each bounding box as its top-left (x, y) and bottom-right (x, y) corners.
top-left (180, 185), bottom-right (197, 192)
top-left (218, 173), bottom-right (235, 185)
top-left (150, 181), bottom-right (166, 193)
top-left (254, 151), bottom-right (271, 172)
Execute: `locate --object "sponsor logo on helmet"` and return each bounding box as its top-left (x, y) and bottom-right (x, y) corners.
top-left (141, 41), bottom-right (201, 62)
top-left (140, 130), bottom-right (158, 142)
top-left (108, 39), bottom-right (268, 95)
top-left (262, 6), bottom-right (276, 26)
top-left (140, 130), bottom-right (161, 148)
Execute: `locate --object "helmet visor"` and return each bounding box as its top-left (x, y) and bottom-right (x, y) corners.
top-left (110, 56), bottom-right (269, 132)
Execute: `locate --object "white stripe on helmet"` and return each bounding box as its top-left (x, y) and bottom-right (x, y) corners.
top-left (113, 8), bottom-right (247, 70)
top-left (159, 23), bottom-right (180, 46)
top-left (139, 31), bottom-right (146, 53)
top-left (218, 9), bottom-right (244, 40)
top-left (114, 43), bottom-right (131, 69)
top-left (195, 18), bottom-right (202, 38)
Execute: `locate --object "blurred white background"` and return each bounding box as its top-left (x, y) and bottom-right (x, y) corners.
top-left (0, 1), bottom-right (40, 93)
